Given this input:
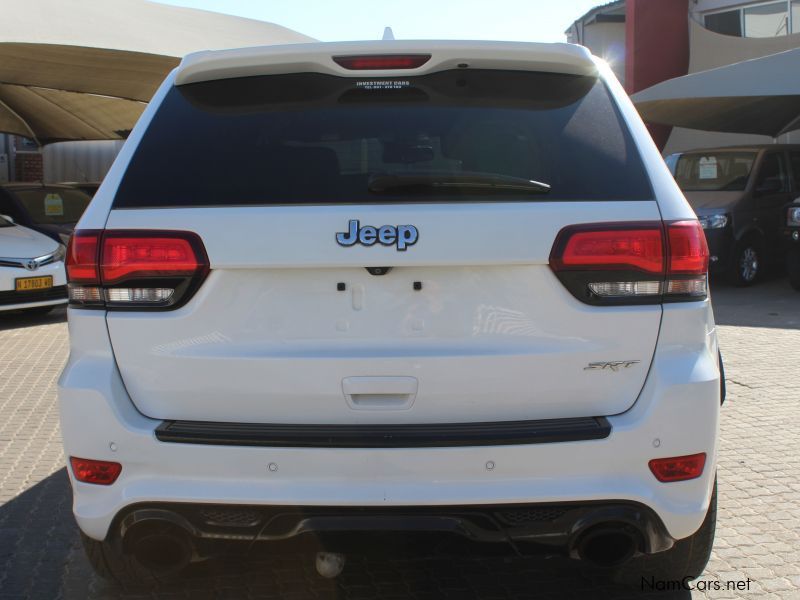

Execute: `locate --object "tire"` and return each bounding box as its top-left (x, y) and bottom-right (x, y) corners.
top-left (80, 531), bottom-right (183, 588)
top-left (788, 249), bottom-right (800, 291)
top-left (612, 480), bottom-right (717, 588)
top-left (728, 239), bottom-right (761, 286)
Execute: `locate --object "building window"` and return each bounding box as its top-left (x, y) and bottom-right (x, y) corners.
top-left (704, 1), bottom-right (795, 37)
top-left (705, 10), bottom-right (742, 36)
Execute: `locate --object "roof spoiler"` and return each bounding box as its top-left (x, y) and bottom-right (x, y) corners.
top-left (175, 40), bottom-right (598, 86)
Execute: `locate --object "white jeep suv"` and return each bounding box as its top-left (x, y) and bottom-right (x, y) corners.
top-left (59, 41), bottom-right (721, 585)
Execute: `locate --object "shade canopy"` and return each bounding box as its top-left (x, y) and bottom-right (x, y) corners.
top-left (632, 48), bottom-right (800, 138)
top-left (0, 0), bottom-right (313, 143)
top-left (0, 44), bottom-right (178, 143)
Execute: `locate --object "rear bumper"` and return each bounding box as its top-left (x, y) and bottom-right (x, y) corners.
top-left (59, 302), bottom-right (720, 544)
top-left (110, 500), bottom-right (675, 558)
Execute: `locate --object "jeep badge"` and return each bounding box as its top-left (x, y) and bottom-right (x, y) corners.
top-left (336, 220), bottom-right (418, 251)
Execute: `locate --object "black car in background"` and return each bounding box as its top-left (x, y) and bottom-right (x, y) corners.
top-left (783, 202), bottom-right (800, 290)
top-left (0, 183), bottom-right (92, 245)
top-left (667, 145), bottom-right (800, 286)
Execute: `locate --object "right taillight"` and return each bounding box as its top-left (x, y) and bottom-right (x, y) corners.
top-left (664, 220), bottom-right (709, 301)
top-left (66, 229), bottom-right (209, 310)
top-left (550, 220), bottom-right (708, 305)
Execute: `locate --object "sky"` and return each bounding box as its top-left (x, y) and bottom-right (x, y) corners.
top-left (157, 0), bottom-right (605, 43)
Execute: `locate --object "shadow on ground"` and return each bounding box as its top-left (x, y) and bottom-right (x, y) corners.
top-left (711, 274), bottom-right (800, 329)
top-left (0, 470), bottom-right (690, 600)
top-left (0, 305), bottom-right (66, 332)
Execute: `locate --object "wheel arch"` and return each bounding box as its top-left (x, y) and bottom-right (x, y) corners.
top-left (733, 225), bottom-right (765, 247)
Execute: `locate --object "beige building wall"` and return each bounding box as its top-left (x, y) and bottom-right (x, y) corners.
top-left (582, 21), bottom-right (627, 85)
top-left (565, 2), bottom-right (626, 85)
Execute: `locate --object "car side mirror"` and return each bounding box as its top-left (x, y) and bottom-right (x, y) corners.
top-left (0, 214), bottom-right (14, 224)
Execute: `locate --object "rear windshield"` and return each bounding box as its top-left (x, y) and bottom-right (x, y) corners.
top-left (673, 151), bottom-right (757, 192)
top-left (113, 70), bottom-right (653, 208)
top-left (12, 188), bottom-right (92, 225)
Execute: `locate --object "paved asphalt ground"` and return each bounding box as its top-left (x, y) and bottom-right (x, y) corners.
top-left (1, 274), bottom-right (799, 599)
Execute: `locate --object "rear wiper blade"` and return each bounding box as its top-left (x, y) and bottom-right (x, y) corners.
top-left (368, 172), bottom-right (551, 194)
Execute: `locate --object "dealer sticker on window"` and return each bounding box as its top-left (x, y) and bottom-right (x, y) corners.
top-left (698, 156), bottom-right (718, 180)
top-left (44, 193), bottom-right (64, 216)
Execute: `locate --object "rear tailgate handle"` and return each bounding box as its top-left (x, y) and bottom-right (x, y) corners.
top-left (342, 376), bottom-right (418, 411)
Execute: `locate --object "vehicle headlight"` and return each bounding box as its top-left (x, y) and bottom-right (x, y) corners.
top-left (698, 214), bottom-right (728, 230)
top-left (59, 232), bottom-right (71, 245)
top-left (787, 206), bottom-right (800, 226)
top-left (53, 244), bottom-right (67, 262)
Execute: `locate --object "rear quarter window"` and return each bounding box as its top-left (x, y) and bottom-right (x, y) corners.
top-left (114, 70), bottom-right (653, 208)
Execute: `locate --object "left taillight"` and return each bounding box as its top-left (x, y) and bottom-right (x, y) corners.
top-left (66, 229), bottom-right (209, 310)
top-left (66, 230), bottom-right (104, 306)
top-left (549, 220), bottom-right (709, 305)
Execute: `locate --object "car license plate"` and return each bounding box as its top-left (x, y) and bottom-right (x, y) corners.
top-left (15, 276), bottom-right (53, 291)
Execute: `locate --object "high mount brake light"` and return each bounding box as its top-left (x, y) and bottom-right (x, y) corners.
top-left (332, 54), bottom-right (431, 70)
top-left (66, 230), bottom-right (209, 310)
top-left (549, 221), bottom-right (709, 305)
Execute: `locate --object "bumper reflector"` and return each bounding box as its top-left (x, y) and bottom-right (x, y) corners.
top-left (69, 457), bottom-right (122, 485)
top-left (648, 453), bottom-right (706, 482)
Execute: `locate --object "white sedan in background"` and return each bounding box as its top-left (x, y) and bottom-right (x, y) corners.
top-left (0, 215), bottom-right (67, 314)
